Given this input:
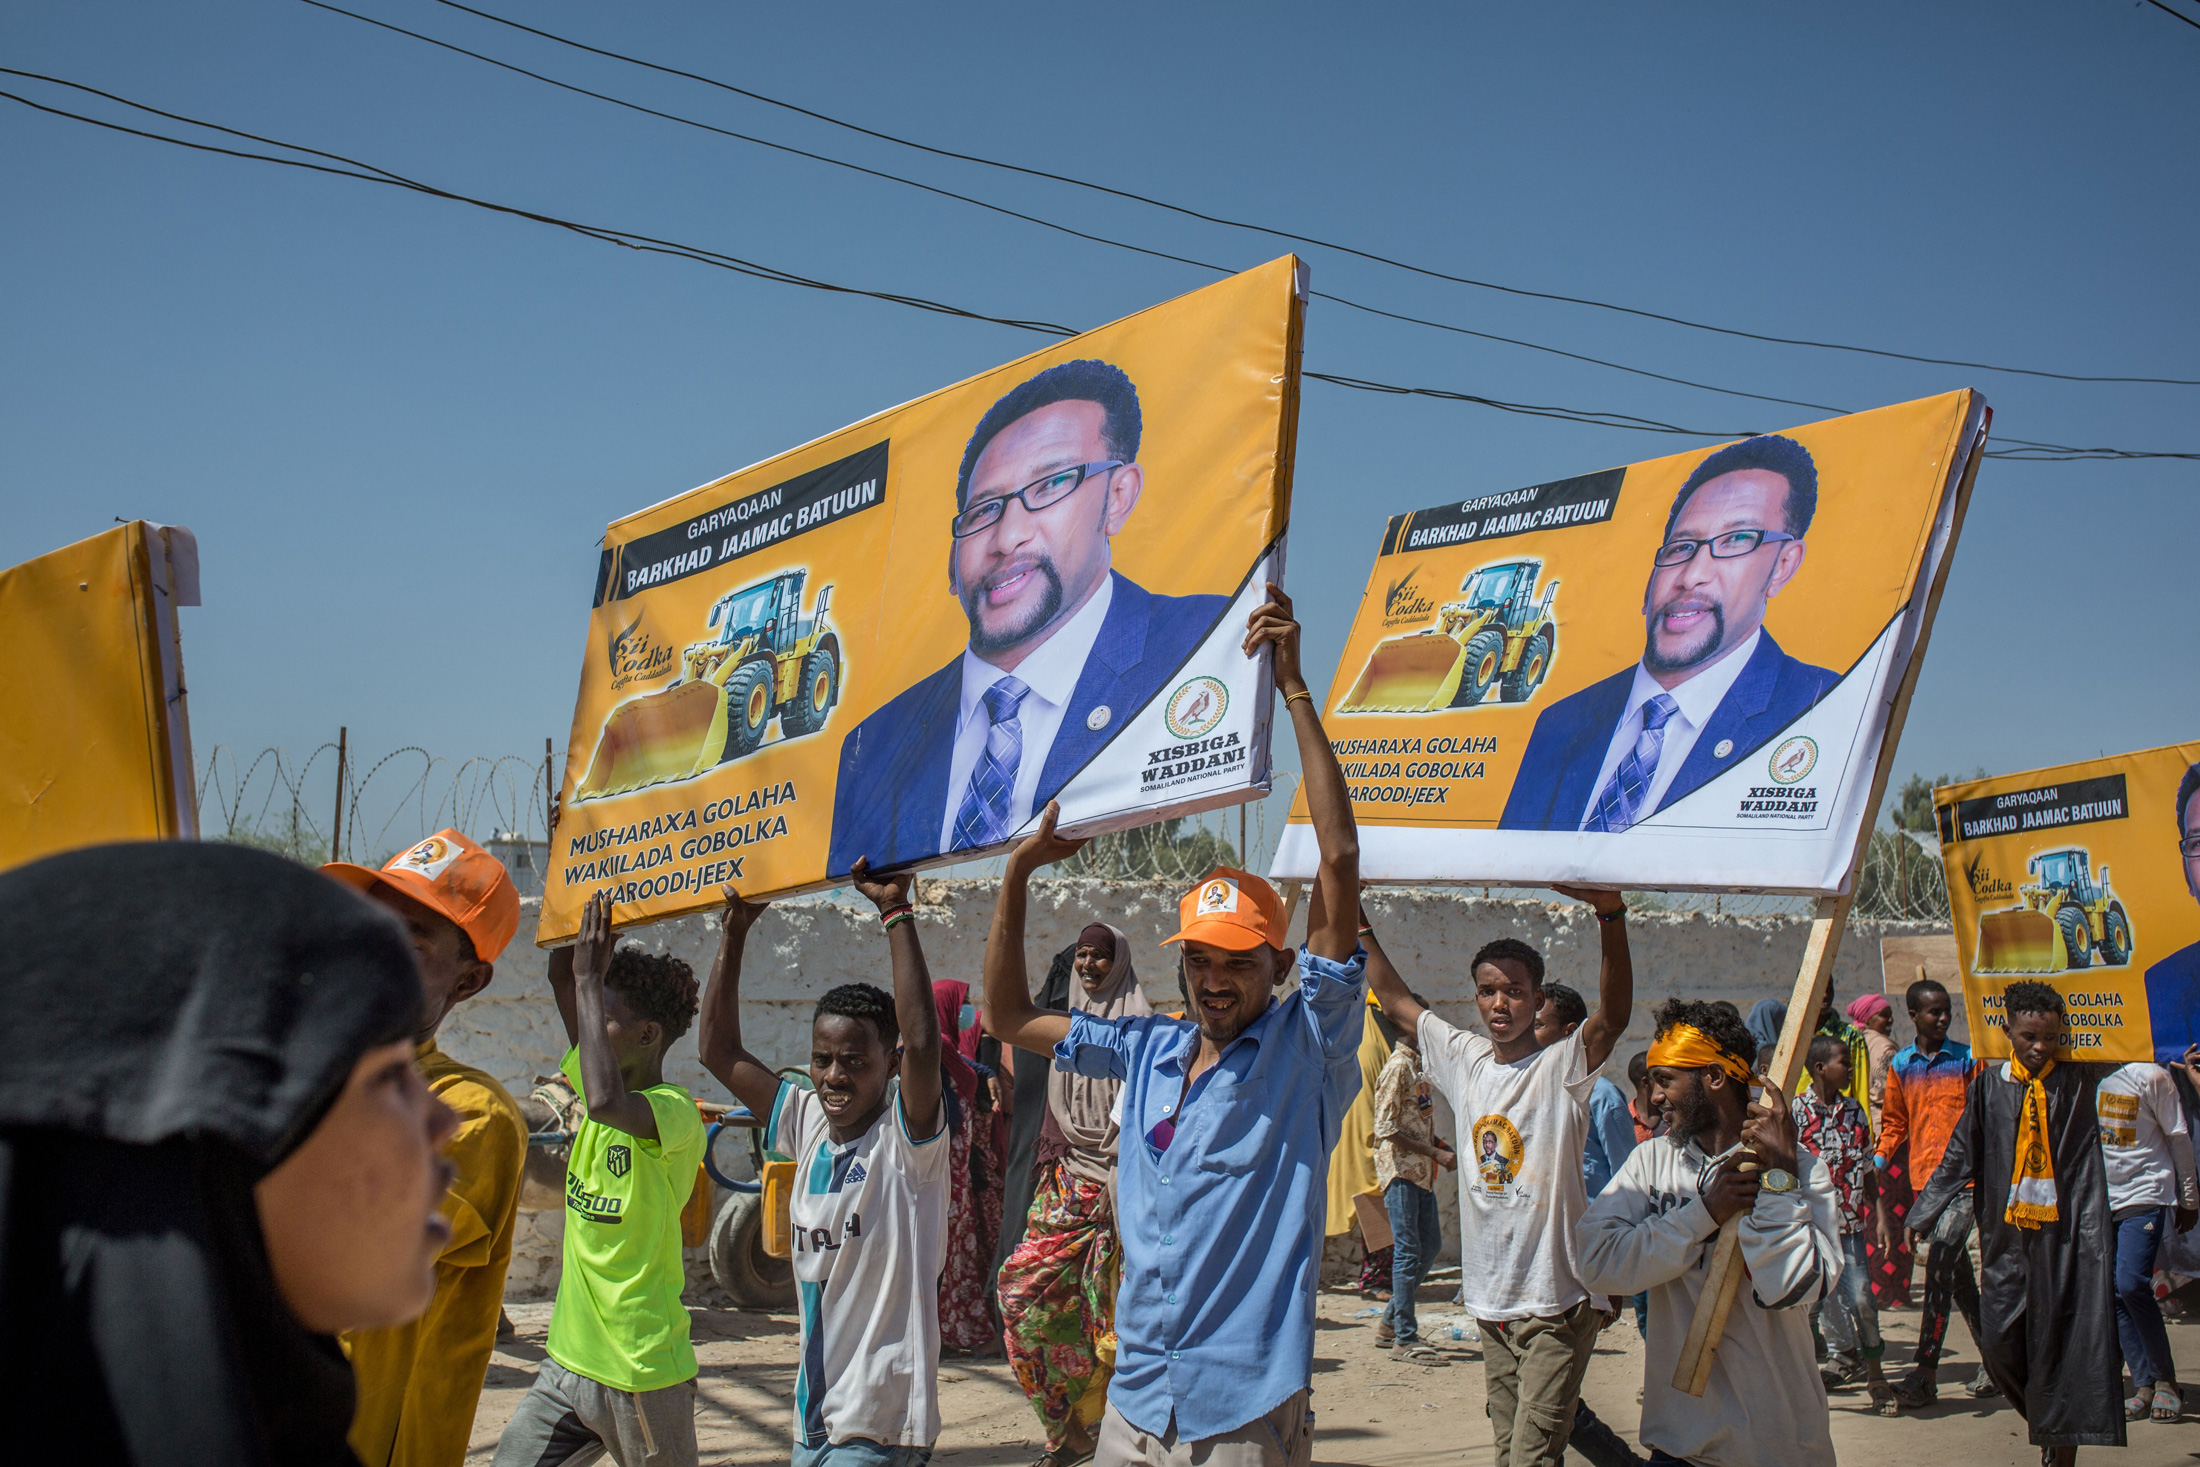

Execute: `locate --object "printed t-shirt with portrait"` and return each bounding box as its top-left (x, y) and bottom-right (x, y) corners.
top-left (1419, 1014), bottom-right (1597, 1321)
top-left (545, 1047), bottom-right (706, 1392)
top-left (769, 1077), bottom-right (951, 1451)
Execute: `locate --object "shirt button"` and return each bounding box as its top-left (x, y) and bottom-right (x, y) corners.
top-left (1160, 1177), bottom-right (1170, 1185)
top-left (1163, 1235), bottom-right (1174, 1245)
top-left (1170, 1350), bottom-right (1181, 1360)
top-left (1167, 1293), bottom-right (1177, 1303)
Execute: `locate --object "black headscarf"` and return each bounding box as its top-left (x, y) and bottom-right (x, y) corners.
top-left (0, 841), bottom-right (422, 1467)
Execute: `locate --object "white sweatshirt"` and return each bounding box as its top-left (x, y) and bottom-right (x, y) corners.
top-left (2096, 1063), bottom-right (2200, 1214)
top-left (1576, 1133), bottom-right (1840, 1467)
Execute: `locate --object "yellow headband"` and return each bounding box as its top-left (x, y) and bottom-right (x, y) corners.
top-left (1647, 1024), bottom-right (1755, 1085)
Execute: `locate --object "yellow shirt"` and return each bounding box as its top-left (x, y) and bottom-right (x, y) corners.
top-left (345, 1040), bottom-right (528, 1467)
top-left (1324, 998), bottom-right (1393, 1235)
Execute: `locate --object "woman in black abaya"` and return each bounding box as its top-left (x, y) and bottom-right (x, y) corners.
top-left (0, 840), bottom-right (459, 1466)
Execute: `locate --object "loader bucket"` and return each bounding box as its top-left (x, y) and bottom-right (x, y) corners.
top-left (575, 680), bottom-right (724, 800)
top-left (1972, 908), bottom-right (2067, 975)
top-left (1338, 634), bottom-right (1467, 712)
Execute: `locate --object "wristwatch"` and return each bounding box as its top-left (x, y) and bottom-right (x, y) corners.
top-left (1760, 1168), bottom-right (1798, 1194)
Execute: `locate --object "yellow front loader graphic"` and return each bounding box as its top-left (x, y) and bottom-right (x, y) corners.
top-left (1973, 847), bottom-right (2134, 975)
top-left (576, 571), bottom-right (840, 800)
top-left (1340, 559), bottom-right (1557, 712)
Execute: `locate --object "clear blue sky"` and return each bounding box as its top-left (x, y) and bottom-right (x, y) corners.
top-left (5, 0), bottom-right (2195, 846)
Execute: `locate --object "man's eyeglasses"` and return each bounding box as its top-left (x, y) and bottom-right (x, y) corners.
top-left (1653, 528), bottom-right (1800, 568)
top-left (952, 461), bottom-right (1123, 539)
top-left (2180, 833), bottom-right (2200, 858)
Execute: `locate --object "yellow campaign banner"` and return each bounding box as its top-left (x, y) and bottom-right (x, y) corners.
top-left (541, 257), bottom-right (1304, 942)
top-left (1272, 390), bottom-right (1987, 893)
top-left (1935, 743), bottom-right (2200, 1064)
top-left (0, 521), bottom-right (200, 869)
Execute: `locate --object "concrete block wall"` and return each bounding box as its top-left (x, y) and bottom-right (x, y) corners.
top-left (450, 882), bottom-right (1951, 1295)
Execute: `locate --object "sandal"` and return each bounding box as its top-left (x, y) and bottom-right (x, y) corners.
top-left (1889, 1370), bottom-right (1937, 1409)
top-left (2128, 1386), bottom-right (2154, 1422)
top-left (1375, 1321), bottom-right (1395, 1348)
top-left (1869, 1383), bottom-right (1900, 1417)
top-left (2154, 1383), bottom-right (2183, 1422)
top-left (1398, 1342), bottom-right (1450, 1366)
top-left (1964, 1366), bottom-right (2002, 1399)
top-left (1032, 1450), bottom-right (1095, 1467)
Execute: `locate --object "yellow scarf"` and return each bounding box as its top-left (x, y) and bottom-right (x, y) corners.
top-left (1647, 1024), bottom-right (1755, 1085)
top-left (2006, 1054), bottom-right (2058, 1229)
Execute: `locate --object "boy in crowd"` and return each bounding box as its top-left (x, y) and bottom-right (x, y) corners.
top-left (326, 830), bottom-right (528, 1467)
top-left (1910, 981), bottom-right (2122, 1464)
top-left (1363, 957), bottom-right (1453, 1364)
top-left (698, 861), bottom-right (948, 1467)
top-left (1578, 999), bottom-right (1840, 1467)
top-left (493, 892), bottom-right (706, 1467)
top-left (1366, 891), bottom-right (1634, 1467)
top-left (1876, 977), bottom-right (1993, 1406)
top-left (1791, 1036), bottom-right (1893, 1414)
top-left (983, 585), bottom-right (1364, 1467)
top-left (2093, 1056), bottom-right (2198, 1421)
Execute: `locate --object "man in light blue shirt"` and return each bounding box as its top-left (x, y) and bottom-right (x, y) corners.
top-left (984, 585), bottom-right (1362, 1467)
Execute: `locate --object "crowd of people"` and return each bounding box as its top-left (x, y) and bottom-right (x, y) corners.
top-left (4, 589), bottom-right (2196, 1467)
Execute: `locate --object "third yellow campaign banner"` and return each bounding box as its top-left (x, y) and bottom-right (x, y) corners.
top-left (542, 257), bottom-right (1304, 942)
top-left (1936, 743), bottom-right (2200, 1063)
top-left (1273, 390), bottom-right (1986, 893)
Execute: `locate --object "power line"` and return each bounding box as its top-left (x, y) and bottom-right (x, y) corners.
top-left (3, 72), bottom-right (2192, 461)
top-left (291, 0), bottom-right (1853, 423)
top-left (416, 0), bottom-right (2200, 389)
top-left (2145, 0), bottom-right (2200, 33)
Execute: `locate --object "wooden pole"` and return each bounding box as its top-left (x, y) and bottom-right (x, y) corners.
top-left (544, 737), bottom-right (557, 839)
top-left (1281, 880), bottom-right (1305, 946)
top-left (1671, 398), bottom-right (1987, 1396)
top-left (330, 726), bottom-right (347, 862)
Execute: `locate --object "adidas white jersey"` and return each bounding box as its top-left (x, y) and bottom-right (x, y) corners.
top-left (768, 1077), bottom-right (951, 1450)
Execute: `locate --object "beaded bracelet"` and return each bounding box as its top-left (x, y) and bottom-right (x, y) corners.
top-left (877, 902), bottom-right (914, 927)
top-left (1284, 689), bottom-right (1314, 708)
top-left (881, 909), bottom-right (915, 932)
top-left (1596, 905), bottom-right (1627, 924)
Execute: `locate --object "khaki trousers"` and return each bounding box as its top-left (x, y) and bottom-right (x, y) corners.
top-left (1095, 1389), bottom-right (1312, 1467)
top-left (1479, 1299), bottom-right (1602, 1467)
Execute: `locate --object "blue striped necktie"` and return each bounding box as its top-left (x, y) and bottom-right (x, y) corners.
top-left (1585, 693), bottom-right (1680, 833)
top-left (952, 677), bottom-right (1031, 850)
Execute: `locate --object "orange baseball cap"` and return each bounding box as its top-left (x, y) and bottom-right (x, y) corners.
top-left (1162, 867), bottom-right (1289, 952)
top-left (324, 829), bottom-right (521, 962)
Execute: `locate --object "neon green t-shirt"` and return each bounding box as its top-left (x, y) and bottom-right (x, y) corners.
top-left (546, 1047), bottom-right (706, 1391)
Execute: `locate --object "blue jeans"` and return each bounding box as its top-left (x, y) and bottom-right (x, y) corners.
top-left (2114, 1206), bottom-right (2174, 1388)
top-left (1384, 1178), bottom-right (1442, 1343)
top-left (1821, 1232), bottom-right (1883, 1360)
top-left (791, 1439), bottom-right (933, 1467)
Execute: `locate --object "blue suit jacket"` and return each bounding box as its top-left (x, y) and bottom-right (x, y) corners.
top-left (827, 573), bottom-right (1227, 875)
top-left (2145, 942), bottom-right (2200, 1066)
top-left (1498, 630), bottom-right (1841, 831)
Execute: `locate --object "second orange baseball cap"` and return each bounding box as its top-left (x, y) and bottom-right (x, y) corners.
top-left (1161, 866), bottom-right (1289, 952)
top-left (324, 829), bottom-right (521, 962)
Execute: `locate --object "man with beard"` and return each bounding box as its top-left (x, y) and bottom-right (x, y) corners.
top-left (982, 586), bottom-right (1363, 1466)
top-left (1577, 999), bottom-right (1841, 1467)
top-left (1501, 435), bottom-right (1839, 831)
top-left (828, 359), bottom-right (1226, 874)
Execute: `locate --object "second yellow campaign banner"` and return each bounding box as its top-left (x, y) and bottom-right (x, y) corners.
top-left (1936, 743), bottom-right (2200, 1064)
top-left (542, 257), bottom-right (1304, 942)
top-left (1273, 390), bottom-right (1986, 893)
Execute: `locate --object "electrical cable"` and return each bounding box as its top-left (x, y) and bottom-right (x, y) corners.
top-left (3, 70), bottom-right (2193, 461)
top-left (290, 0), bottom-right (1854, 422)
top-left (2144, 0), bottom-right (2200, 33)
top-left (415, 0), bottom-right (2200, 389)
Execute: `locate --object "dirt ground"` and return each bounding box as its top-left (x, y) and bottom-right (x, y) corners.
top-left (471, 1274), bottom-right (2200, 1466)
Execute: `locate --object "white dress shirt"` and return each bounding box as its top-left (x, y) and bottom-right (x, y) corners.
top-left (1575, 628), bottom-right (1761, 830)
top-left (939, 574), bottom-right (1114, 850)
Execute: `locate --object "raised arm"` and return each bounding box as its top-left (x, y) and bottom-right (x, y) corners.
top-left (984, 803), bottom-right (1082, 1057)
top-left (1553, 883), bottom-right (1631, 1070)
top-left (568, 890), bottom-right (660, 1141)
top-left (1246, 583), bottom-right (1358, 959)
top-left (547, 945), bottom-right (582, 1049)
top-left (851, 860), bottom-right (942, 1142)
top-left (695, 887), bottom-right (784, 1121)
top-left (1360, 910), bottom-right (1427, 1040)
